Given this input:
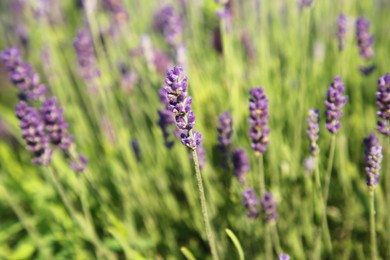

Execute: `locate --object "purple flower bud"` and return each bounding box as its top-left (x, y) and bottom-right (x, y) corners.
top-left (1, 47), bottom-right (47, 101)
top-left (163, 66), bottom-right (202, 150)
top-left (40, 97), bottom-right (74, 151)
top-left (103, 0), bottom-right (129, 24)
top-left (153, 5), bottom-right (183, 48)
top-left (303, 156), bottom-right (316, 174)
top-left (376, 74), bottom-right (390, 136)
top-left (242, 188), bottom-right (259, 220)
top-left (307, 109), bottom-right (320, 155)
top-left (356, 17), bottom-right (374, 59)
top-left (300, 0), bottom-right (314, 8)
top-left (261, 192), bottom-right (278, 222)
top-left (249, 87), bottom-right (270, 154)
top-left (232, 148), bottom-right (250, 185)
top-left (278, 253), bottom-right (290, 260)
top-left (337, 14), bottom-right (348, 51)
top-left (16, 101), bottom-right (52, 165)
top-left (324, 76), bottom-right (348, 134)
top-left (363, 133), bottom-right (382, 188)
top-left (73, 30), bottom-right (100, 89)
top-left (70, 155), bottom-right (88, 173)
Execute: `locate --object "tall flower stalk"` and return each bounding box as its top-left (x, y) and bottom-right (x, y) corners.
top-left (163, 66), bottom-right (219, 259)
top-left (363, 133), bottom-right (382, 260)
top-left (323, 77), bottom-right (348, 205)
top-left (249, 87), bottom-right (270, 196)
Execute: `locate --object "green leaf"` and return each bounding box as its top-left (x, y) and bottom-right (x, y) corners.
top-left (225, 228), bottom-right (245, 260)
top-left (180, 247), bottom-right (196, 260)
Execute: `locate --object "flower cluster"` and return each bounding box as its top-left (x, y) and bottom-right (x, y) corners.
top-left (249, 87), bottom-right (270, 154)
top-left (376, 74), bottom-right (390, 136)
top-left (278, 253), bottom-right (290, 260)
top-left (324, 76), bottom-right (348, 134)
top-left (363, 133), bottom-right (382, 188)
top-left (73, 30), bottom-right (100, 86)
top-left (232, 148), bottom-right (250, 185)
top-left (163, 66), bottom-right (202, 150)
top-left (337, 14), bottom-right (348, 51)
top-left (0, 47), bottom-right (47, 101)
top-left (217, 111), bottom-right (233, 154)
top-left (40, 97), bottom-right (74, 151)
top-left (16, 101), bottom-right (52, 165)
top-left (306, 109), bottom-right (320, 155)
top-left (356, 17), bottom-right (374, 59)
top-left (261, 192), bottom-right (279, 222)
top-left (153, 5), bottom-right (183, 48)
top-left (242, 188), bottom-right (259, 220)
top-left (103, 0), bottom-right (129, 24)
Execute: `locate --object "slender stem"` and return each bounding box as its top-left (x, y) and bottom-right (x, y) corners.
top-left (314, 160), bottom-right (333, 254)
top-left (191, 149), bottom-right (219, 260)
top-left (265, 224), bottom-right (272, 260)
top-left (0, 180), bottom-right (52, 259)
top-left (271, 223), bottom-right (282, 254)
top-left (258, 154), bottom-right (265, 196)
top-left (47, 166), bottom-right (113, 259)
top-left (323, 135), bottom-right (336, 205)
top-left (369, 189), bottom-right (378, 260)
top-left (386, 136), bottom-right (390, 259)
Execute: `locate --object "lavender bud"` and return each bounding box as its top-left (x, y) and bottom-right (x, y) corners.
top-left (232, 148), bottom-right (250, 185)
top-left (337, 14), bottom-right (348, 51)
top-left (16, 101), bottom-right (52, 165)
top-left (242, 188), bottom-right (259, 220)
top-left (40, 97), bottom-right (74, 151)
top-left (278, 253), bottom-right (290, 260)
top-left (103, 0), bottom-right (129, 24)
top-left (363, 133), bottom-right (382, 188)
top-left (249, 87), bottom-right (270, 154)
top-left (163, 66), bottom-right (202, 150)
top-left (307, 109), bottom-right (320, 155)
top-left (217, 111), bottom-right (233, 149)
top-left (356, 17), bottom-right (374, 59)
top-left (324, 76), bottom-right (348, 134)
top-left (70, 155), bottom-right (88, 173)
top-left (261, 192), bottom-right (279, 222)
top-left (153, 5), bottom-right (183, 48)
top-left (376, 74), bottom-right (390, 136)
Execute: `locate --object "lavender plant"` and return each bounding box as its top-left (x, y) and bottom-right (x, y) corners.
top-left (337, 14), bottom-right (348, 52)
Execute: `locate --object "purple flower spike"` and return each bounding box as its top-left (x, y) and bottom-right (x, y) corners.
top-left (249, 87), bottom-right (270, 154)
top-left (278, 253), bottom-right (290, 260)
top-left (70, 155), bottom-right (88, 173)
top-left (242, 188), bottom-right (259, 220)
top-left (337, 14), bottom-right (348, 51)
top-left (232, 148), bottom-right (250, 185)
top-left (307, 109), bottom-right (320, 155)
top-left (1, 47), bottom-right (47, 101)
top-left (363, 133), bottom-right (382, 188)
top-left (163, 66), bottom-right (202, 150)
top-left (261, 192), bottom-right (279, 222)
top-left (376, 74), bottom-right (390, 136)
top-left (356, 17), bottom-right (374, 59)
top-left (103, 0), bottom-right (129, 24)
top-left (217, 111), bottom-right (233, 149)
top-left (153, 5), bottom-right (183, 48)
top-left (40, 97), bottom-right (74, 151)
top-left (16, 101), bottom-right (52, 165)
top-left (324, 76), bottom-right (348, 134)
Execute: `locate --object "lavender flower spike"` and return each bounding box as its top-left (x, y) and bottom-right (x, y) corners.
top-left (278, 253), bottom-right (290, 260)
top-left (261, 192), bottom-right (278, 222)
top-left (16, 101), bottom-right (52, 165)
top-left (307, 109), bottom-right (320, 155)
top-left (217, 111), bottom-right (233, 168)
top-left (242, 188), bottom-right (259, 220)
top-left (364, 133), bottom-right (382, 188)
top-left (376, 74), bottom-right (390, 136)
top-left (337, 14), bottom-right (348, 51)
top-left (356, 17), bottom-right (374, 59)
top-left (163, 66), bottom-right (202, 150)
top-left (249, 87), bottom-right (270, 154)
top-left (324, 76), bottom-right (348, 134)
top-left (232, 148), bottom-right (250, 185)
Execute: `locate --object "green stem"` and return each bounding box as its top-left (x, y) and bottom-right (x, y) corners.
top-left (258, 154), bottom-right (265, 196)
top-left (315, 160), bottom-right (333, 254)
top-left (47, 167), bottom-right (113, 259)
top-left (191, 149), bottom-right (219, 260)
top-left (265, 224), bottom-right (272, 260)
top-left (323, 135), bottom-right (336, 205)
top-left (0, 180), bottom-right (52, 259)
top-left (369, 189), bottom-right (377, 260)
top-left (386, 136), bottom-right (390, 259)
top-left (271, 224), bottom-right (282, 254)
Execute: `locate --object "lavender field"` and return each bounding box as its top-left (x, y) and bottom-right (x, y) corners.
top-left (0, 0), bottom-right (390, 259)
